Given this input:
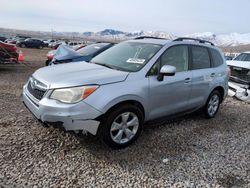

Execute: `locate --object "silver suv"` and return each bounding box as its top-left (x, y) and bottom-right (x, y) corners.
top-left (23, 37), bottom-right (229, 149)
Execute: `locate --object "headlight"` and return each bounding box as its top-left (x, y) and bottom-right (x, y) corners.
top-left (50, 85), bottom-right (98, 103)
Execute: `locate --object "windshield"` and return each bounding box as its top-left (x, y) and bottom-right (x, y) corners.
top-left (234, 53), bottom-right (250, 61)
top-left (91, 42), bottom-right (162, 72)
top-left (77, 43), bottom-right (110, 56)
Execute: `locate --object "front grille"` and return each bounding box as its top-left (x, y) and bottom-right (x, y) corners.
top-left (27, 81), bottom-right (46, 100)
top-left (230, 66), bottom-right (250, 83)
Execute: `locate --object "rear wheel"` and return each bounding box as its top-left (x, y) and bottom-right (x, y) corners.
top-left (21, 44), bottom-right (25, 48)
top-left (204, 90), bottom-right (221, 118)
top-left (98, 104), bottom-right (143, 149)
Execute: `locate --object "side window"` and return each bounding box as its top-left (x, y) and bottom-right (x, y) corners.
top-left (210, 49), bottom-right (224, 67)
top-left (161, 45), bottom-right (188, 72)
top-left (149, 59), bottom-right (160, 75)
top-left (191, 46), bottom-right (211, 70)
top-left (148, 45), bottom-right (188, 75)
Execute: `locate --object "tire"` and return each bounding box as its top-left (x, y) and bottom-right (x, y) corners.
top-left (21, 44), bottom-right (25, 48)
top-left (98, 104), bottom-right (144, 149)
top-left (38, 45), bottom-right (43, 49)
top-left (204, 90), bottom-right (221, 118)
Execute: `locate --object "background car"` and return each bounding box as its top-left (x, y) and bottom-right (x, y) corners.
top-left (49, 42), bottom-right (114, 65)
top-left (227, 52), bottom-right (250, 102)
top-left (50, 41), bottom-right (67, 49)
top-left (45, 44), bottom-right (87, 66)
top-left (17, 38), bottom-right (45, 48)
top-left (43, 39), bottom-right (57, 47)
top-left (232, 52), bottom-right (250, 62)
top-left (5, 38), bottom-right (17, 44)
top-left (225, 55), bottom-right (233, 60)
top-left (0, 41), bottom-right (18, 63)
top-left (0, 36), bottom-right (7, 42)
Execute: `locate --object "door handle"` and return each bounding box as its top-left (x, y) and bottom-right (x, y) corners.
top-left (184, 77), bottom-right (191, 83)
top-left (210, 73), bottom-right (216, 77)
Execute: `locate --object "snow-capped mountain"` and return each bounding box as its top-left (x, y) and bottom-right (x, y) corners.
top-left (216, 33), bottom-right (250, 46)
top-left (184, 32), bottom-right (216, 42)
top-left (82, 29), bottom-right (175, 40)
top-left (83, 29), bottom-right (250, 46)
top-left (96, 29), bottom-right (126, 36)
top-left (185, 32), bottom-right (250, 46)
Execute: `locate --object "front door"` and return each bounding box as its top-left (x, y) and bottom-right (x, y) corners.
top-left (148, 45), bottom-right (192, 120)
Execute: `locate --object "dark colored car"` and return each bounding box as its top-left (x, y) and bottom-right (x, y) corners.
top-left (225, 55), bottom-right (233, 61)
top-left (0, 36), bottom-right (7, 42)
top-left (49, 43), bottom-right (114, 65)
top-left (17, 38), bottom-right (45, 49)
top-left (0, 41), bottom-right (18, 63)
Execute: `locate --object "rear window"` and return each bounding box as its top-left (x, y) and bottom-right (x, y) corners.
top-left (210, 49), bottom-right (224, 67)
top-left (191, 46), bottom-right (210, 70)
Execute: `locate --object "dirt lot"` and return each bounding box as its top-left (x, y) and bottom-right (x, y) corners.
top-left (0, 48), bottom-right (249, 187)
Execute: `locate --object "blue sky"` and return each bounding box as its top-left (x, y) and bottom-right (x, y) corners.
top-left (0, 0), bottom-right (249, 35)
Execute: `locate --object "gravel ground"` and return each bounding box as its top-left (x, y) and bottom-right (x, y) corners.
top-left (0, 48), bottom-right (249, 187)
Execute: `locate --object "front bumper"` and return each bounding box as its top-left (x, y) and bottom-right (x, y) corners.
top-left (22, 84), bottom-right (102, 135)
top-left (228, 81), bottom-right (250, 103)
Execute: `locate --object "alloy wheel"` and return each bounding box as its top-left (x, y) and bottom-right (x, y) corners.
top-left (110, 112), bottom-right (139, 144)
top-left (207, 94), bottom-right (220, 117)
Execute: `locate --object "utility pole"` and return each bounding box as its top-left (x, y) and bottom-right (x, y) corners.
top-left (51, 28), bottom-right (53, 39)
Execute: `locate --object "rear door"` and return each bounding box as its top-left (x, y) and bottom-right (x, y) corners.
top-left (148, 45), bottom-right (192, 119)
top-left (30, 39), bottom-right (36, 47)
top-left (189, 45), bottom-right (214, 108)
top-left (25, 39), bottom-right (32, 47)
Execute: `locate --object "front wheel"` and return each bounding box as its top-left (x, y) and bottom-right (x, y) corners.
top-left (204, 90), bottom-right (221, 118)
top-left (98, 104), bottom-right (143, 149)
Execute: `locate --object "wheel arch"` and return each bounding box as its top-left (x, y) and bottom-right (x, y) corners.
top-left (211, 86), bottom-right (225, 102)
top-left (97, 98), bottom-right (146, 122)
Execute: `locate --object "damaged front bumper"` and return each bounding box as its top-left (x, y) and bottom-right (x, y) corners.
top-left (228, 81), bottom-right (250, 103)
top-left (22, 84), bottom-right (103, 135)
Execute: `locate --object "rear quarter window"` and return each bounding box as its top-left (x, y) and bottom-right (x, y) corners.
top-left (210, 49), bottom-right (224, 67)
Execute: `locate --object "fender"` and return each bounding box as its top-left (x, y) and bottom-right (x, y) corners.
top-left (101, 94), bottom-right (149, 119)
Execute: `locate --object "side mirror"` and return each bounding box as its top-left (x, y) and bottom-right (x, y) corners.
top-left (157, 65), bottom-right (176, 81)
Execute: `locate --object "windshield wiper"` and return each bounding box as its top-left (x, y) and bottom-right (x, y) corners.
top-left (93, 62), bottom-right (117, 70)
top-left (91, 62), bottom-right (131, 72)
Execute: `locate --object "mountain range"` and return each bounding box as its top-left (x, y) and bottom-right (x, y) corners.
top-left (1, 27), bottom-right (250, 47)
top-left (82, 29), bottom-right (250, 47)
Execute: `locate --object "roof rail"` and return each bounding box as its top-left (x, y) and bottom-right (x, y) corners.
top-left (134, 36), bottom-right (167, 40)
top-left (173, 37), bottom-right (214, 46)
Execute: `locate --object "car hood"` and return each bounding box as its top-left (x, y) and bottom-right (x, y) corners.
top-left (227, 60), bottom-right (250, 69)
top-left (54, 45), bottom-right (82, 61)
top-left (32, 62), bottom-right (129, 89)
